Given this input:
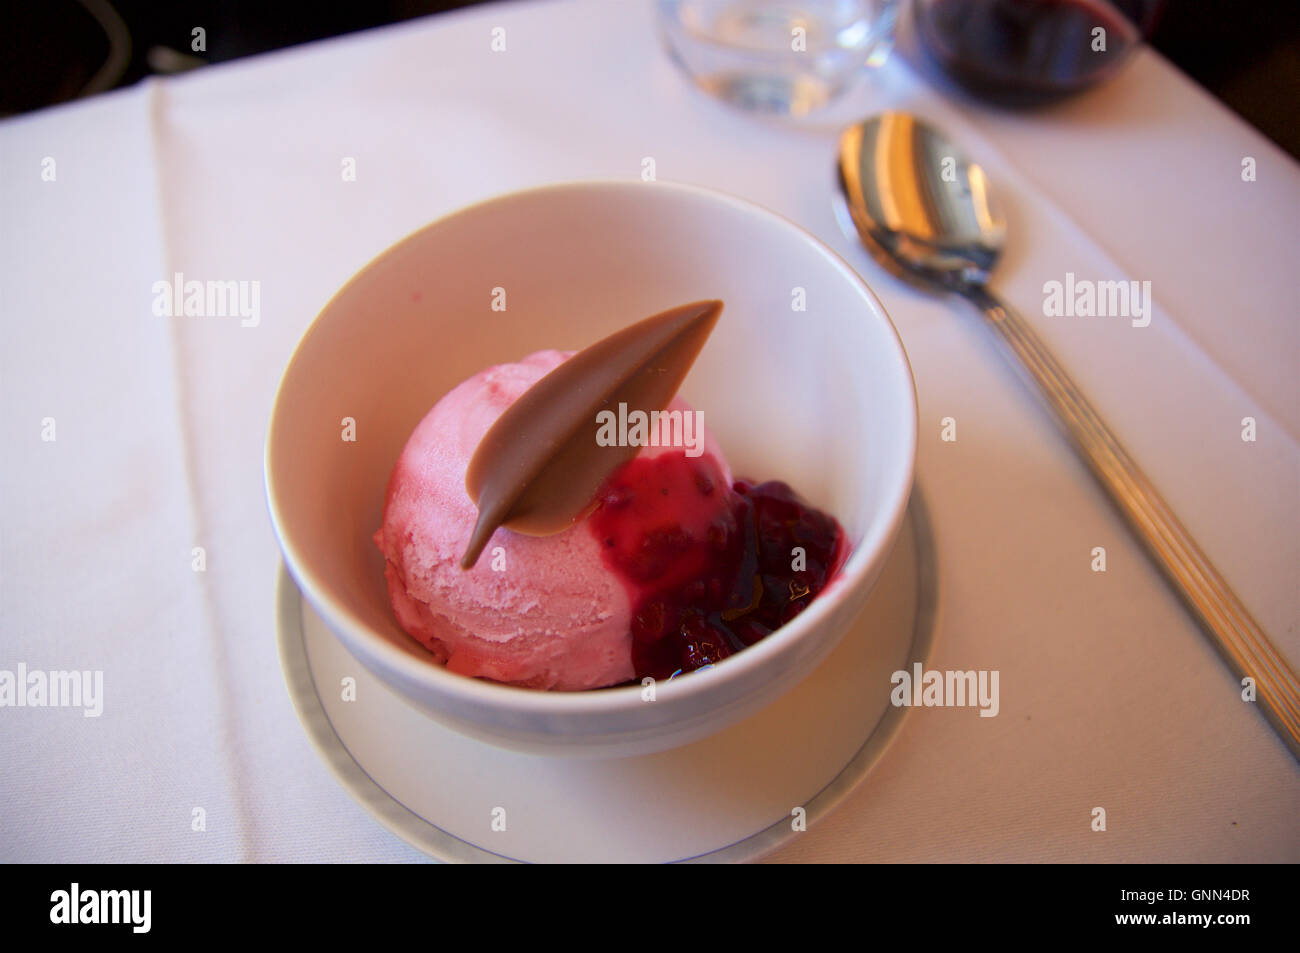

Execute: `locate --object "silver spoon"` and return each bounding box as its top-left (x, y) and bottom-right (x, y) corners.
top-left (837, 111), bottom-right (1300, 761)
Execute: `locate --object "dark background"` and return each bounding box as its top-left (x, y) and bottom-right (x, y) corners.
top-left (3, 0), bottom-right (1298, 158)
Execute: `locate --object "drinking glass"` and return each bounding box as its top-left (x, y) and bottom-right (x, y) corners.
top-left (656, 0), bottom-right (900, 116)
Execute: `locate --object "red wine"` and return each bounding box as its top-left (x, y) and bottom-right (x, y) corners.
top-left (914, 0), bottom-right (1150, 106)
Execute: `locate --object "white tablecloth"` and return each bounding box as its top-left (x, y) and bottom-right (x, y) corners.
top-left (2, 0), bottom-right (1296, 862)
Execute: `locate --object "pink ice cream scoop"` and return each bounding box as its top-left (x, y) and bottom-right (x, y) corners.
top-left (373, 349), bottom-right (732, 691)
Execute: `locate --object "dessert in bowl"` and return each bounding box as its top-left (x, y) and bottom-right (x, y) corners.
top-left (374, 302), bottom-right (851, 691)
top-left (265, 180), bottom-right (916, 757)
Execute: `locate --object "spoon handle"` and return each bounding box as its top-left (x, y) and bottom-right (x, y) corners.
top-left (969, 286), bottom-right (1300, 761)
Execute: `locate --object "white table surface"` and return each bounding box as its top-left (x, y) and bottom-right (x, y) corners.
top-left (2, 0), bottom-right (1297, 863)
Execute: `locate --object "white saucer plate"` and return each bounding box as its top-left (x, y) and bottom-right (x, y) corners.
top-left (276, 487), bottom-right (938, 863)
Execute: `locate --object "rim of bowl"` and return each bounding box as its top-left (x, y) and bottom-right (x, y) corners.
top-left (265, 178), bottom-right (917, 715)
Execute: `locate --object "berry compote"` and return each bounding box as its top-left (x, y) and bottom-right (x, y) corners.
top-left (589, 452), bottom-right (847, 681)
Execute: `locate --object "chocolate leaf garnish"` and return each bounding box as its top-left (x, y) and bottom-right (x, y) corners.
top-left (460, 300), bottom-right (723, 568)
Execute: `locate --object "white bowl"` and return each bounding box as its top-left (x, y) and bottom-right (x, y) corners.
top-left (265, 180), bottom-right (916, 758)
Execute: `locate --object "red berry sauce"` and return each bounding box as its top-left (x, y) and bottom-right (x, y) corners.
top-left (589, 452), bottom-right (847, 681)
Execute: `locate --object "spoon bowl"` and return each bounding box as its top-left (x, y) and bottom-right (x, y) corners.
top-left (838, 113), bottom-right (1004, 292)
